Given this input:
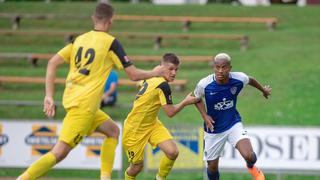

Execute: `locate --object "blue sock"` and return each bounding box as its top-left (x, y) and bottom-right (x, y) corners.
top-left (207, 169), bottom-right (220, 180)
top-left (246, 152), bottom-right (257, 168)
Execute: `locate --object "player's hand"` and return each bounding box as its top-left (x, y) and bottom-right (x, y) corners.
top-left (262, 85), bottom-right (272, 99)
top-left (43, 96), bottom-right (56, 118)
top-left (153, 65), bottom-right (169, 78)
top-left (102, 93), bottom-right (108, 100)
top-left (184, 92), bottom-right (201, 105)
top-left (203, 114), bottom-right (215, 132)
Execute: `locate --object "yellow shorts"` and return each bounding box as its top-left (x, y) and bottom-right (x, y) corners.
top-left (59, 107), bottom-right (111, 148)
top-left (122, 120), bottom-right (172, 164)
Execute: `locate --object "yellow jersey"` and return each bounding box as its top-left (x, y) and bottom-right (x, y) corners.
top-left (58, 30), bottom-right (132, 112)
top-left (124, 77), bottom-right (172, 133)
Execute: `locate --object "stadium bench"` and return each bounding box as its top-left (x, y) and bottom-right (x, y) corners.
top-left (115, 15), bottom-right (278, 31)
top-left (0, 76), bottom-right (188, 91)
top-left (0, 52), bottom-right (212, 67)
top-left (0, 13), bottom-right (278, 31)
top-left (115, 32), bottom-right (248, 50)
top-left (0, 30), bottom-right (249, 50)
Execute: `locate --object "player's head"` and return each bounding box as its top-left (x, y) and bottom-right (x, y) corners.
top-left (161, 53), bottom-right (180, 82)
top-left (212, 53), bottom-right (232, 82)
top-left (92, 3), bottom-right (114, 31)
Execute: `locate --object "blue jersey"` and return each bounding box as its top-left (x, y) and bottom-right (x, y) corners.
top-left (104, 70), bottom-right (118, 98)
top-left (194, 72), bottom-right (249, 134)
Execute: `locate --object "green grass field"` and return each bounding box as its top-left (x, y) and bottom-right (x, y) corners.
top-left (0, 1), bottom-right (320, 180)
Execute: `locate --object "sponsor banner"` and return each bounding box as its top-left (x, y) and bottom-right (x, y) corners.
top-left (221, 126), bottom-right (320, 171)
top-left (0, 120), bottom-right (122, 170)
top-left (0, 124), bottom-right (9, 156)
top-left (146, 126), bottom-right (320, 171)
top-left (146, 127), bottom-right (203, 169)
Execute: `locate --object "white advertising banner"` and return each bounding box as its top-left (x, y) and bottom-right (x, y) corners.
top-left (220, 126), bottom-right (320, 171)
top-left (0, 120), bottom-right (122, 170)
top-left (144, 125), bottom-right (320, 172)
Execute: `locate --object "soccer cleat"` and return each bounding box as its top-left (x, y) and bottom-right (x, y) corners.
top-left (247, 166), bottom-right (265, 180)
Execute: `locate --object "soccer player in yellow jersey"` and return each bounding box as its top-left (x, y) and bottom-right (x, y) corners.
top-left (123, 53), bottom-right (199, 180)
top-left (18, 3), bottom-right (167, 180)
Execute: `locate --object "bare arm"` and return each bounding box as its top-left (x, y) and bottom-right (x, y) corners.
top-left (162, 92), bottom-right (199, 118)
top-left (195, 99), bottom-right (215, 132)
top-left (124, 64), bottom-right (166, 81)
top-left (248, 76), bottom-right (272, 99)
top-left (110, 39), bottom-right (167, 81)
top-left (43, 54), bottom-right (64, 118)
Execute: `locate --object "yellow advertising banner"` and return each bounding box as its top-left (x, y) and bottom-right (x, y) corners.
top-left (146, 127), bottom-right (204, 169)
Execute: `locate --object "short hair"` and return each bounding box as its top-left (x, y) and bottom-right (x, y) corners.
top-left (94, 3), bottom-right (114, 21)
top-left (162, 53), bottom-right (180, 65)
top-left (213, 53), bottom-right (231, 64)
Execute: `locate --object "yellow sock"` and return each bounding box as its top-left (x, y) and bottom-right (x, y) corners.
top-left (20, 152), bottom-right (56, 180)
top-left (100, 138), bottom-right (118, 179)
top-left (157, 155), bottom-right (176, 179)
top-left (125, 171), bottom-right (135, 180)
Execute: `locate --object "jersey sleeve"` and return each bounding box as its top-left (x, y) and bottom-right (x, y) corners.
top-left (157, 82), bottom-right (173, 105)
top-left (232, 72), bottom-right (249, 85)
top-left (194, 80), bottom-right (205, 99)
top-left (57, 43), bottom-right (73, 63)
top-left (109, 39), bottom-right (133, 70)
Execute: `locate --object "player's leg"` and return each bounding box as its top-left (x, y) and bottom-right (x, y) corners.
top-left (122, 124), bottom-right (148, 179)
top-left (125, 162), bottom-right (144, 180)
top-left (156, 139), bottom-right (179, 180)
top-left (149, 121), bottom-right (177, 180)
top-left (92, 110), bottom-right (120, 180)
top-left (228, 123), bottom-right (264, 180)
top-left (18, 107), bottom-right (91, 180)
top-left (207, 159), bottom-right (220, 180)
top-left (96, 120), bottom-right (119, 180)
top-left (18, 141), bottom-right (72, 180)
top-left (236, 139), bottom-right (256, 167)
top-left (236, 139), bottom-right (264, 180)
top-left (203, 130), bottom-right (228, 180)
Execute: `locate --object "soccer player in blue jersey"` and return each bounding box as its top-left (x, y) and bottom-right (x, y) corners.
top-left (193, 53), bottom-right (271, 180)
